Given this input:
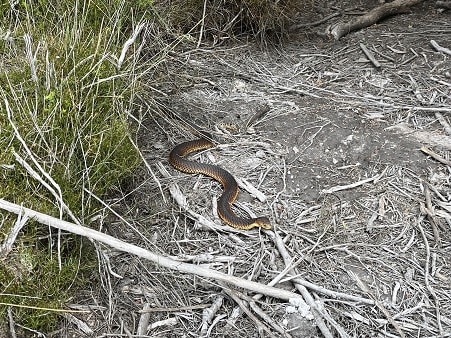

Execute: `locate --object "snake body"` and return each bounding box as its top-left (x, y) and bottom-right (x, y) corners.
top-left (169, 138), bottom-right (271, 230)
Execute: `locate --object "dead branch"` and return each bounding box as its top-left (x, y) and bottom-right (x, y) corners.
top-left (420, 182), bottom-right (441, 244)
top-left (230, 288), bottom-right (291, 337)
top-left (329, 0), bottom-right (426, 40)
top-left (7, 307), bottom-right (16, 338)
top-left (0, 198), bottom-right (303, 303)
top-left (282, 275), bottom-right (374, 305)
top-left (430, 40), bottom-right (451, 56)
top-left (0, 211), bottom-right (29, 257)
top-left (359, 43), bottom-right (381, 68)
top-left (148, 317), bottom-right (177, 331)
top-left (321, 169), bottom-right (386, 194)
top-left (137, 303), bottom-right (151, 336)
top-left (61, 313), bottom-right (93, 336)
top-left (220, 285), bottom-right (277, 338)
top-left (200, 296), bottom-right (223, 336)
top-left (420, 146), bottom-right (451, 166)
top-left (269, 231), bottom-right (345, 338)
top-left (388, 124), bottom-right (451, 151)
top-left (416, 216), bottom-right (444, 335)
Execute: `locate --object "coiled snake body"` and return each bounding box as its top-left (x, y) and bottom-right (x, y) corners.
top-left (169, 138), bottom-right (271, 230)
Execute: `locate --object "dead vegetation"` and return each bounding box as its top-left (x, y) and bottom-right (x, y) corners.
top-left (154, 0), bottom-right (312, 42)
top-left (1, 1), bottom-right (451, 337)
top-left (112, 4), bottom-right (450, 336)
top-left (47, 6), bottom-right (449, 336)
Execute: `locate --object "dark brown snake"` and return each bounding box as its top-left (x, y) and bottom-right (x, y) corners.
top-left (169, 138), bottom-right (271, 230)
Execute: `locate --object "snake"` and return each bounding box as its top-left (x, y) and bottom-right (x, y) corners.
top-left (169, 138), bottom-right (271, 230)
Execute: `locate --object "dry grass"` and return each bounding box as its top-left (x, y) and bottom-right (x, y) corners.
top-left (1, 1), bottom-right (450, 337)
top-left (154, 0), bottom-right (312, 42)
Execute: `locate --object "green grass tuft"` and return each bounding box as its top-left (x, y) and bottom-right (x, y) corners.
top-left (0, 0), bottom-right (152, 332)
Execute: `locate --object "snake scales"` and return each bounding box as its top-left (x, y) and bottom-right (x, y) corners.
top-left (169, 138), bottom-right (271, 230)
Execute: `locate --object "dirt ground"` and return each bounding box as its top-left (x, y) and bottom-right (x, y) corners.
top-left (64, 2), bottom-right (450, 337)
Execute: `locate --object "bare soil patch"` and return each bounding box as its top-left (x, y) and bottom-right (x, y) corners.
top-left (66, 3), bottom-right (451, 338)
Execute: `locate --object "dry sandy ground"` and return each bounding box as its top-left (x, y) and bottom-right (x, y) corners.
top-left (62, 2), bottom-right (450, 338)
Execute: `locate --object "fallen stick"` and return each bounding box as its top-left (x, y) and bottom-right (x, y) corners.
top-left (0, 198), bottom-right (303, 303)
top-left (270, 231), bottom-right (347, 338)
top-left (220, 285), bottom-right (277, 338)
top-left (420, 146), bottom-right (451, 166)
top-left (430, 40), bottom-right (451, 56)
top-left (359, 43), bottom-right (381, 68)
top-left (329, 0), bottom-right (425, 40)
top-left (227, 287), bottom-right (289, 338)
top-left (0, 212), bottom-right (29, 257)
top-left (321, 169), bottom-right (386, 194)
top-left (236, 177), bottom-right (267, 202)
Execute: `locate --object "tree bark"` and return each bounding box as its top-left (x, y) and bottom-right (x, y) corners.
top-left (329, 0), bottom-right (426, 40)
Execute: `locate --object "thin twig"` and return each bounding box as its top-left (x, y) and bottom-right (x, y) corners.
top-left (416, 215), bottom-right (443, 335)
top-left (235, 289), bottom-right (292, 337)
top-left (140, 303), bottom-right (211, 313)
top-left (116, 21), bottom-right (146, 69)
top-left (359, 43), bottom-right (381, 68)
top-left (289, 12), bottom-right (340, 30)
top-left (430, 39), bottom-right (451, 56)
top-left (349, 271), bottom-right (406, 338)
top-left (322, 168), bottom-right (386, 194)
top-left (137, 303), bottom-right (151, 336)
top-left (220, 284), bottom-right (277, 338)
top-left (197, 0), bottom-right (208, 48)
top-left (421, 146), bottom-right (451, 166)
top-left (269, 230), bottom-right (345, 338)
top-left (421, 181), bottom-right (441, 243)
top-left (7, 307), bottom-right (17, 338)
top-left (0, 208), bottom-right (29, 257)
top-left (200, 296), bottom-right (223, 336)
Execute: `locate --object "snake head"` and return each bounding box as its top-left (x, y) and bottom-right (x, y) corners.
top-left (253, 216), bottom-right (272, 230)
